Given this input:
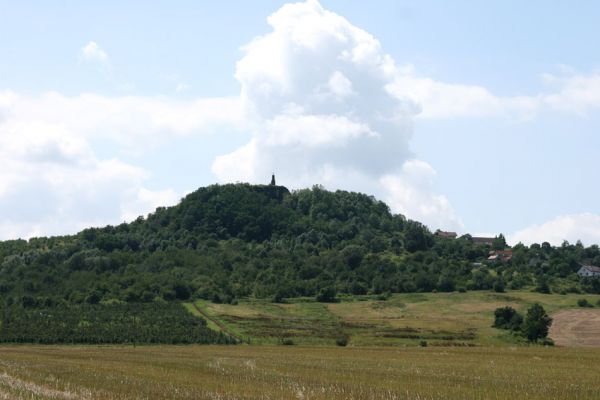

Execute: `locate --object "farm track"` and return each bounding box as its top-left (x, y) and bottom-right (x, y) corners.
top-left (550, 308), bottom-right (600, 347)
top-left (191, 302), bottom-right (242, 342)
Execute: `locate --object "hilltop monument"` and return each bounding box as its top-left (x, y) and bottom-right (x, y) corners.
top-left (270, 174), bottom-right (276, 186)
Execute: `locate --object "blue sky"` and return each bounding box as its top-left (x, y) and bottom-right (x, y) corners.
top-left (1, 0), bottom-right (599, 245)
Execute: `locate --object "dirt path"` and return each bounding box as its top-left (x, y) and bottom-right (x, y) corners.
top-left (549, 308), bottom-right (600, 347)
top-left (191, 302), bottom-right (243, 342)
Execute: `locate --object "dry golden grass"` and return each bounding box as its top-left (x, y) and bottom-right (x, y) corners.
top-left (0, 345), bottom-right (599, 399)
top-left (550, 309), bottom-right (600, 347)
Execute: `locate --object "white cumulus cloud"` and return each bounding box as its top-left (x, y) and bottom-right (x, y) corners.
top-left (0, 91), bottom-right (244, 152)
top-left (212, 0), bottom-right (459, 230)
top-left (380, 160), bottom-right (463, 230)
top-left (541, 71), bottom-right (600, 115)
top-left (509, 213), bottom-right (600, 246)
top-left (8, 0), bottom-right (600, 240)
top-left (0, 90), bottom-right (244, 239)
top-left (81, 41), bottom-right (109, 65)
top-left (388, 68), bottom-right (600, 120)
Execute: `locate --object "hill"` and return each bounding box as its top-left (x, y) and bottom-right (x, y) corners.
top-left (1, 182), bottom-right (600, 343)
top-left (1, 182), bottom-right (599, 306)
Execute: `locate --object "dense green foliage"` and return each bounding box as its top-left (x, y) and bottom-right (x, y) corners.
top-left (493, 303), bottom-right (552, 343)
top-left (577, 298), bottom-right (594, 307)
top-left (522, 303), bottom-right (553, 342)
top-left (0, 302), bottom-right (233, 344)
top-left (1, 183), bottom-right (600, 310)
top-left (493, 306), bottom-right (523, 331)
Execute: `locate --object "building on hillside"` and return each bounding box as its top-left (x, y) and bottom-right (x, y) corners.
top-left (487, 250), bottom-right (513, 263)
top-left (435, 230), bottom-right (457, 239)
top-left (471, 237), bottom-right (495, 246)
top-left (577, 265), bottom-right (600, 278)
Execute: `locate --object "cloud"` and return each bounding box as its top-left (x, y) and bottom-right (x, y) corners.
top-left (387, 68), bottom-right (600, 120)
top-left (0, 138), bottom-right (177, 239)
top-left (81, 41), bottom-right (109, 66)
top-left (388, 73), bottom-right (540, 119)
top-left (541, 71), bottom-right (600, 115)
top-left (509, 213), bottom-right (600, 246)
top-left (0, 91), bottom-right (245, 152)
top-left (175, 83), bottom-right (191, 93)
top-left (0, 90), bottom-right (244, 239)
top-left (213, 0), bottom-right (459, 230)
top-left (380, 160), bottom-right (463, 230)
top-left (6, 0), bottom-right (599, 240)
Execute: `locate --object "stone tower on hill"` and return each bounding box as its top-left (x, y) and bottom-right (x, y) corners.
top-left (270, 174), bottom-right (276, 186)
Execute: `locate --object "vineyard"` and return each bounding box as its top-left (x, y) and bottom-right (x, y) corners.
top-left (0, 303), bottom-right (234, 344)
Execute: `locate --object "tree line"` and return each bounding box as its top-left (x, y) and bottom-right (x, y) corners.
top-left (0, 183), bottom-right (599, 309)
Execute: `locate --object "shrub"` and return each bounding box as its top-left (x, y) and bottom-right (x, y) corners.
top-left (316, 287), bottom-right (337, 303)
top-left (335, 336), bottom-right (348, 347)
top-left (281, 338), bottom-right (295, 345)
top-left (534, 278), bottom-right (551, 294)
top-left (493, 280), bottom-right (505, 293)
top-left (540, 337), bottom-right (555, 346)
top-left (493, 306), bottom-right (523, 331)
top-left (577, 298), bottom-right (593, 307)
top-left (376, 292), bottom-right (391, 301)
top-left (419, 340), bottom-right (428, 347)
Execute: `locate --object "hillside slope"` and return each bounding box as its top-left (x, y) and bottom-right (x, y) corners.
top-left (0, 183), bottom-right (599, 308)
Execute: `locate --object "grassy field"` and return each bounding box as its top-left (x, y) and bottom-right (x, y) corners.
top-left (192, 291), bottom-right (600, 346)
top-left (0, 345), bottom-right (599, 399)
top-left (1, 291), bottom-right (599, 399)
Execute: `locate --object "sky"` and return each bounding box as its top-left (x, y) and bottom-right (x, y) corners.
top-left (1, 0), bottom-right (600, 245)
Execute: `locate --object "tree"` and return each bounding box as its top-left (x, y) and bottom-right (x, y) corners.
top-left (493, 306), bottom-right (523, 330)
top-left (534, 276), bottom-right (551, 294)
top-left (493, 279), bottom-right (505, 293)
top-left (522, 303), bottom-right (552, 342)
top-left (492, 234), bottom-right (507, 251)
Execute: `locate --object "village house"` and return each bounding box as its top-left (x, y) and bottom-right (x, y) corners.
top-left (471, 237), bottom-right (495, 246)
top-left (577, 265), bottom-right (600, 278)
top-left (435, 230), bottom-right (457, 239)
top-left (488, 250), bottom-right (513, 263)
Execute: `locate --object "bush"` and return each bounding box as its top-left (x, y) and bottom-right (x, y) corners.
top-left (281, 338), bottom-right (295, 346)
top-left (335, 336), bottom-right (348, 347)
top-left (419, 340), bottom-right (428, 347)
top-left (540, 337), bottom-right (555, 346)
top-left (376, 292), bottom-right (391, 301)
top-left (316, 287), bottom-right (337, 303)
top-left (493, 306), bottom-right (523, 331)
top-left (534, 278), bottom-right (551, 294)
top-left (577, 298), bottom-right (593, 307)
top-left (493, 280), bottom-right (505, 293)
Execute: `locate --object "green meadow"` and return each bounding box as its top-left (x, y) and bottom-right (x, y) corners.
top-left (192, 290), bottom-right (600, 346)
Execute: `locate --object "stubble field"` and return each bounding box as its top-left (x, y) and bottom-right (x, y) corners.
top-left (0, 345), bottom-right (599, 399)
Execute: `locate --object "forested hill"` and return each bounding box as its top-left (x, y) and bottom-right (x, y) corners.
top-left (1, 183), bottom-right (600, 308)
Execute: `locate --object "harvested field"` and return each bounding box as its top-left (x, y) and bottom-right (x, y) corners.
top-left (0, 345), bottom-right (600, 399)
top-left (550, 309), bottom-right (600, 347)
